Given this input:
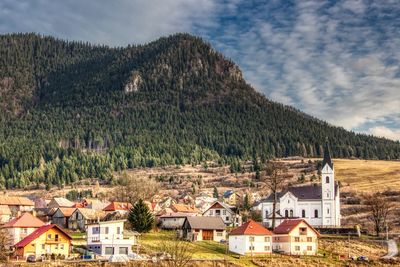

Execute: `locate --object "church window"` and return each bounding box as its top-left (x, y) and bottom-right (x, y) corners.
top-left (326, 176), bottom-right (329, 183)
top-left (302, 210), bottom-right (306, 218)
top-left (314, 209), bottom-right (318, 218)
top-left (289, 210), bottom-right (293, 217)
top-left (265, 210), bottom-right (268, 218)
top-left (327, 208), bottom-right (330, 214)
top-left (285, 210), bottom-right (289, 217)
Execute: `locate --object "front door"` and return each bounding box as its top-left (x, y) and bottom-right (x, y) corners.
top-left (202, 230), bottom-right (213, 240)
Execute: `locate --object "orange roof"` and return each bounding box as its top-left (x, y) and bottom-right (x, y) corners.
top-left (57, 208), bottom-right (76, 217)
top-left (103, 202), bottom-right (132, 211)
top-left (273, 219), bottom-right (320, 236)
top-left (14, 224), bottom-right (72, 248)
top-left (0, 196), bottom-right (34, 206)
top-left (2, 213), bottom-right (45, 228)
top-left (229, 220), bottom-right (272, 236)
top-left (171, 204), bottom-right (199, 213)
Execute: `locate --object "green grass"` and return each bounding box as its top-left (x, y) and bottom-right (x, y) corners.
top-left (69, 232), bottom-right (86, 239)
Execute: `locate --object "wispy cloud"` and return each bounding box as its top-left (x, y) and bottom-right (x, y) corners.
top-left (0, 0), bottom-right (399, 140)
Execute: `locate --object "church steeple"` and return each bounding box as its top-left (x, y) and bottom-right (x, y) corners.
top-left (322, 141), bottom-right (333, 169)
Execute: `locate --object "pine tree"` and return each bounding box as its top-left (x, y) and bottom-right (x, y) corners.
top-left (213, 186), bottom-right (219, 199)
top-left (128, 199), bottom-right (154, 233)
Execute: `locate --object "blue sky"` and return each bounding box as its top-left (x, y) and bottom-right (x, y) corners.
top-left (1, 0), bottom-right (399, 140)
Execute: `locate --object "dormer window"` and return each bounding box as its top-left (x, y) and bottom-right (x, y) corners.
top-left (326, 176), bottom-right (329, 183)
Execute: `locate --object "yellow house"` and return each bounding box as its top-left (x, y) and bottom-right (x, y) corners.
top-left (223, 190), bottom-right (240, 206)
top-left (14, 224), bottom-right (72, 258)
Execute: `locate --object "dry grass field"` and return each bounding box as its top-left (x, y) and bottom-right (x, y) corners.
top-left (333, 159), bottom-right (400, 192)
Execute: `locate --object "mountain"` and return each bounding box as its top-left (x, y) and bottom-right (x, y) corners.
top-left (0, 33), bottom-right (399, 189)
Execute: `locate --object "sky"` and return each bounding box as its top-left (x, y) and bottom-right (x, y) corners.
top-left (1, 0), bottom-right (399, 140)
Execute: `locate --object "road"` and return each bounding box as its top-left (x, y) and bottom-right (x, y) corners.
top-left (381, 239), bottom-right (398, 259)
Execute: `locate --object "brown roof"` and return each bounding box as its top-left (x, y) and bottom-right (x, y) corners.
top-left (230, 220), bottom-right (272, 236)
top-left (0, 205), bottom-right (11, 215)
top-left (56, 208), bottom-right (76, 217)
top-left (273, 219), bottom-right (320, 236)
top-left (49, 197), bottom-right (74, 208)
top-left (2, 212), bottom-right (45, 228)
top-left (76, 208), bottom-right (105, 220)
top-left (171, 204), bottom-right (200, 213)
top-left (0, 196), bottom-right (34, 206)
top-left (103, 202), bottom-right (132, 211)
top-left (185, 216), bottom-right (225, 230)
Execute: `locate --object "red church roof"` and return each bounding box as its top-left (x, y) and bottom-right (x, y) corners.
top-left (229, 220), bottom-right (272, 236)
top-left (273, 219), bottom-right (320, 236)
top-left (2, 212), bottom-right (45, 228)
top-left (14, 224), bottom-right (72, 248)
top-left (103, 202), bottom-right (132, 211)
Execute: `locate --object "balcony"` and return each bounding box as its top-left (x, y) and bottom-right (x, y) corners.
top-left (46, 238), bottom-right (61, 243)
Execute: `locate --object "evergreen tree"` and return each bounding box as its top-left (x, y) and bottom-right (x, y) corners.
top-left (213, 186), bottom-right (219, 199)
top-left (128, 199), bottom-right (154, 233)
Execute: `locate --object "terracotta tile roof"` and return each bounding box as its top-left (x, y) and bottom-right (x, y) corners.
top-left (0, 196), bottom-right (34, 206)
top-left (103, 202), bottom-right (132, 211)
top-left (0, 205), bottom-right (11, 215)
top-left (273, 219), bottom-right (320, 236)
top-left (14, 224), bottom-right (72, 248)
top-left (2, 212), bottom-right (45, 228)
top-left (229, 220), bottom-right (272, 236)
top-left (56, 208), bottom-right (76, 217)
top-left (185, 216), bottom-right (225, 230)
top-left (171, 204), bottom-right (200, 213)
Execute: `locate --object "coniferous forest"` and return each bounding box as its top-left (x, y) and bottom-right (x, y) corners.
top-left (0, 33), bottom-right (399, 189)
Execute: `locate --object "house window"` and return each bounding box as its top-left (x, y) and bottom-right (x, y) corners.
top-left (209, 210), bottom-right (214, 216)
top-left (226, 216), bottom-right (229, 221)
top-left (117, 227), bottom-right (121, 234)
top-left (216, 232), bottom-right (223, 236)
top-left (265, 210), bottom-right (268, 218)
top-left (307, 246), bottom-right (312, 251)
top-left (300, 227), bottom-right (307, 235)
top-left (21, 228), bottom-right (28, 234)
top-left (302, 210), bottom-right (306, 218)
top-left (307, 237), bottom-right (312, 242)
top-left (264, 246), bottom-right (270, 251)
top-left (249, 236), bottom-right (255, 242)
top-left (105, 247), bottom-right (114, 255)
top-left (314, 209), bottom-right (318, 218)
top-left (294, 237), bottom-right (300, 242)
top-left (289, 210), bottom-right (293, 217)
top-left (216, 210), bottom-right (221, 216)
top-left (327, 208), bottom-right (330, 214)
top-left (105, 227), bottom-right (109, 234)
top-left (42, 244), bottom-right (45, 249)
top-left (285, 210), bottom-right (289, 218)
top-left (249, 245), bottom-right (254, 250)
top-left (60, 244), bottom-right (64, 250)
top-left (48, 234), bottom-right (51, 239)
top-left (223, 210), bottom-right (226, 215)
top-left (55, 244), bottom-right (58, 250)
top-left (295, 246), bottom-right (300, 251)
top-left (326, 176), bottom-right (329, 183)
top-left (264, 237), bottom-right (270, 242)
top-left (288, 199), bottom-right (290, 203)
top-left (55, 234), bottom-right (59, 241)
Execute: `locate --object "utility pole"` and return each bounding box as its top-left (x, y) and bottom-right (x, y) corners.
top-left (347, 233), bottom-right (350, 259)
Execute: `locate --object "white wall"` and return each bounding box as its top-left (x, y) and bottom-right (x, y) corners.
top-left (229, 235), bottom-right (272, 255)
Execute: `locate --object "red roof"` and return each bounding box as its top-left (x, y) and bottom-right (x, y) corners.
top-left (14, 224), bottom-right (72, 248)
top-left (2, 212), bottom-right (45, 228)
top-left (103, 202), bottom-right (132, 211)
top-left (229, 220), bottom-right (272, 236)
top-left (273, 219), bottom-right (320, 236)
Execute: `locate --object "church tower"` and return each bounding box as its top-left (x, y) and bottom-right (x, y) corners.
top-left (321, 141), bottom-right (337, 226)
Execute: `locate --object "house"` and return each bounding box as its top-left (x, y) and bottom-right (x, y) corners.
top-left (194, 195), bottom-right (217, 212)
top-left (260, 142), bottom-right (341, 228)
top-left (202, 201), bottom-right (242, 227)
top-left (272, 219), bottom-right (320, 255)
top-left (159, 212), bottom-right (197, 230)
top-left (47, 198), bottom-right (74, 209)
top-left (103, 202), bottom-right (132, 215)
top-left (2, 212), bottom-right (45, 249)
top-left (80, 198), bottom-right (110, 210)
top-left (0, 205), bottom-right (11, 224)
top-left (181, 216), bottom-right (226, 242)
top-left (229, 220), bottom-right (273, 255)
top-left (51, 208), bottom-right (76, 228)
top-left (14, 224), bottom-right (72, 259)
top-left (86, 220), bottom-right (137, 256)
top-left (171, 204), bottom-right (200, 214)
top-left (68, 208), bottom-right (106, 231)
top-left (223, 190), bottom-right (241, 206)
top-left (34, 198), bottom-right (50, 209)
top-left (0, 196), bottom-right (34, 216)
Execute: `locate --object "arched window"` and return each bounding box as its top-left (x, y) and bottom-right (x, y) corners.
top-left (302, 209), bottom-right (306, 218)
top-left (289, 210), bottom-right (293, 217)
top-left (285, 210), bottom-right (289, 218)
top-left (265, 210), bottom-right (269, 218)
top-left (314, 209), bottom-right (318, 218)
top-left (326, 176), bottom-right (330, 183)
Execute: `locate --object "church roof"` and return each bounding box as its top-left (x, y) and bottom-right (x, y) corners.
top-left (322, 142), bottom-right (333, 169)
top-left (262, 183), bottom-right (339, 202)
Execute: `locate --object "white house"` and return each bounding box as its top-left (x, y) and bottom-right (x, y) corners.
top-left (273, 219), bottom-right (320, 255)
top-left (229, 220), bottom-right (273, 255)
top-left (260, 143), bottom-right (340, 228)
top-left (202, 201), bottom-right (242, 227)
top-left (86, 220), bottom-right (137, 256)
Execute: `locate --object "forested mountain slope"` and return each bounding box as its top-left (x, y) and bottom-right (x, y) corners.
top-left (0, 33), bottom-right (398, 189)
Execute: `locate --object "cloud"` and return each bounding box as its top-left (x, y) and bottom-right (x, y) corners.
top-left (0, 0), bottom-right (399, 139)
top-left (369, 126), bottom-right (400, 141)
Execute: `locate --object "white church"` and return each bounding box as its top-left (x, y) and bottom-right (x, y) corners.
top-left (261, 143), bottom-right (341, 228)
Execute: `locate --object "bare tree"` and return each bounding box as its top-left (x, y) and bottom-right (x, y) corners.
top-left (160, 237), bottom-right (193, 267)
top-left (363, 192), bottom-right (391, 236)
top-left (113, 172), bottom-right (160, 204)
top-left (0, 229), bottom-right (11, 262)
top-left (262, 161), bottom-right (292, 229)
